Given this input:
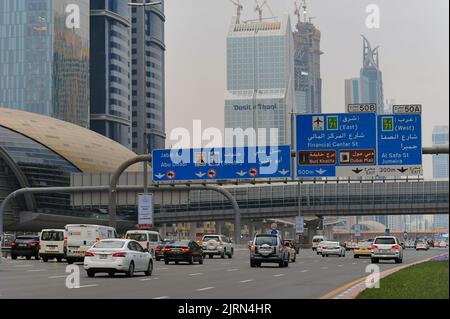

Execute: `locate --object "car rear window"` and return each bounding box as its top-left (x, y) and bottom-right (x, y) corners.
top-left (359, 242), bottom-right (372, 247)
top-left (374, 238), bottom-right (396, 245)
top-left (203, 236), bottom-right (220, 241)
top-left (126, 233), bottom-right (147, 242)
top-left (15, 236), bottom-right (39, 242)
top-left (41, 231), bottom-right (64, 241)
top-left (94, 241), bottom-right (125, 249)
top-left (313, 238), bottom-right (324, 243)
top-left (255, 236), bottom-right (277, 246)
top-left (171, 241), bottom-right (189, 247)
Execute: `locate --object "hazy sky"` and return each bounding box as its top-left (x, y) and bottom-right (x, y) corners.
top-left (165, 0), bottom-right (449, 178)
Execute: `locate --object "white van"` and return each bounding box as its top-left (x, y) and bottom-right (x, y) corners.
top-left (65, 224), bottom-right (117, 264)
top-left (312, 235), bottom-right (326, 251)
top-left (125, 230), bottom-right (163, 254)
top-left (39, 229), bottom-right (66, 262)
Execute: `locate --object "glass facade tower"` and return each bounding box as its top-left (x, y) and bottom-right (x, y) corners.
top-left (224, 15), bottom-right (295, 146)
top-left (432, 125), bottom-right (449, 179)
top-left (131, 0), bottom-right (166, 154)
top-left (90, 0), bottom-right (132, 148)
top-left (0, 0), bottom-right (90, 127)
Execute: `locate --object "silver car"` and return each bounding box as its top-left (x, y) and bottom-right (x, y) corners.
top-left (321, 241), bottom-right (346, 257)
top-left (371, 236), bottom-right (403, 264)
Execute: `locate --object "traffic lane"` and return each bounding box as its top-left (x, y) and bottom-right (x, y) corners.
top-left (0, 248), bottom-right (447, 299)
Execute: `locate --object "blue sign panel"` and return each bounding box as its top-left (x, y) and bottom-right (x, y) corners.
top-left (152, 145), bottom-right (291, 182)
top-left (377, 114), bottom-right (422, 176)
top-left (296, 113), bottom-right (377, 178)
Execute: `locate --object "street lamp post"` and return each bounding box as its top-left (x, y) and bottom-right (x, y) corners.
top-left (128, 1), bottom-right (162, 195)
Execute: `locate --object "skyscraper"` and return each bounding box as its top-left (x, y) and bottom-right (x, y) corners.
top-left (345, 36), bottom-right (384, 114)
top-left (360, 35), bottom-right (384, 114)
top-left (131, 0), bottom-right (166, 154)
top-left (432, 125), bottom-right (449, 179)
top-left (0, 0), bottom-right (90, 128)
top-left (90, 0), bottom-right (132, 148)
top-left (224, 15), bottom-right (295, 146)
top-left (293, 13), bottom-right (322, 114)
top-left (344, 77), bottom-right (369, 106)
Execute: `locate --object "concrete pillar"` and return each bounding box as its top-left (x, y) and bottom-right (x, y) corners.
top-left (215, 221), bottom-right (223, 234)
top-left (190, 222), bottom-right (197, 240)
top-left (161, 224), bottom-right (167, 239)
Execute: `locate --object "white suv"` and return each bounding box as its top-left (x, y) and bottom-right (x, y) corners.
top-left (201, 235), bottom-right (234, 259)
top-left (371, 236), bottom-right (403, 264)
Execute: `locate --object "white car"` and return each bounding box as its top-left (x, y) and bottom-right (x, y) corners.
top-left (439, 241), bottom-right (449, 248)
top-left (84, 239), bottom-right (153, 277)
top-left (201, 234), bottom-right (234, 259)
top-left (316, 241), bottom-right (331, 255)
top-left (125, 230), bottom-right (163, 254)
top-left (371, 236), bottom-right (403, 264)
top-left (321, 241), bottom-right (346, 257)
top-left (415, 241), bottom-right (429, 251)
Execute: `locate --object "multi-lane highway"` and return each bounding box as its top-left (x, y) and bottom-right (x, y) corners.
top-left (0, 247), bottom-right (447, 299)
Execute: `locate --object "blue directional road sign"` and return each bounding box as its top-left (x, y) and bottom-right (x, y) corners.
top-left (377, 114), bottom-right (422, 176)
top-left (152, 145), bottom-right (291, 182)
top-left (296, 113), bottom-right (377, 178)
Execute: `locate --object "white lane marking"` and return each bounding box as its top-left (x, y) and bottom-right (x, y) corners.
top-left (140, 278), bottom-right (152, 281)
top-left (337, 265), bottom-right (343, 267)
top-left (352, 262), bottom-right (357, 265)
top-left (157, 267), bottom-right (168, 270)
top-left (78, 284), bottom-right (98, 288)
top-left (48, 275), bottom-right (67, 279)
top-left (189, 273), bottom-right (203, 276)
top-left (273, 274), bottom-right (285, 277)
top-left (14, 264), bottom-right (33, 268)
top-left (153, 296), bottom-right (169, 299)
top-left (239, 279), bottom-right (253, 283)
top-left (320, 267), bottom-right (329, 270)
top-left (196, 287), bottom-right (215, 292)
top-left (27, 269), bottom-right (47, 272)
top-left (300, 270), bottom-right (309, 273)
top-left (227, 268), bottom-right (239, 272)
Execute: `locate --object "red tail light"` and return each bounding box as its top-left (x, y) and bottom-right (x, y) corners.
top-left (112, 252), bottom-right (127, 257)
top-left (155, 247), bottom-right (161, 251)
top-left (181, 248), bottom-right (190, 252)
top-left (250, 245), bottom-right (255, 253)
top-left (85, 251), bottom-right (95, 257)
top-left (392, 245), bottom-right (400, 249)
top-left (278, 245), bottom-right (283, 253)
top-left (95, 237), bottom-right (100, 242)
top-left (163, 247), bottom-right (172, 252)
top-left (371, 245), bottom-right (378, 249)
top-left (11, 242), bottom-right (16, 247)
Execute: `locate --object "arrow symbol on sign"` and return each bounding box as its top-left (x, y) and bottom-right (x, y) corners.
top-left (315, 169), bottom-right (327, 175)
top-left (397, 167), bottom-right (408, 173)
top-left (278, 169), bottom-right (290, 176)
top-left (195, 172), bottom-right (206, 178)
top-left (154, 173), bottom-right (165, 179)
top-left (236, 170), bottom-right (247, 177)
top-left (352, 168), bottom-right (363, 174)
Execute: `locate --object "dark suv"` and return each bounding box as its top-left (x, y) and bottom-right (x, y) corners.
top-left (11, 236), bottom-right (40, 260)
top-left (250, 234), bottom-right (290, 268)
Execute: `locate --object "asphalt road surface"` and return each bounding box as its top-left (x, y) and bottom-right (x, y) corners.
top-left (0, 248), bottom-right (447, 299)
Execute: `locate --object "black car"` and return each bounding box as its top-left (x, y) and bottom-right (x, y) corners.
top-left (11, 236), bottom-right (40, 260)
top-left (154, 239), bottom-right (174, 261)
top-left (163, 240), bottom-right (203, 265)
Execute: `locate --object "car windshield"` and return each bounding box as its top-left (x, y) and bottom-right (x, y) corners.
top-left (94, 241), bottom-right (125, 249)
top-left (203, 236), bottom-right (220, 241)
top-left (374, 238), bottom-right (396, 245)
top-left (126, 233), bottom-right (147, 241)
top-left (255, 236), bottom-right (277, 246)
top-left (41, 231), bottom-right (64, 241)
top-left (313, 238), bottom-right (324, 243)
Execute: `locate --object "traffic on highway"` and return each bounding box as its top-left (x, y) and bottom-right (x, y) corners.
top-left (1, 224), bottom-right (448, 300)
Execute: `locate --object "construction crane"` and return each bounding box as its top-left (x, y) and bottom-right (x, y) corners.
top-left (229, 0), bottom-right (243, 23)
top-left (294, 1), bottom-right (301, 24)
top-left (255, 0), bottom-right (267, 21)
top-left (302, 0), bottom-right (308, 22)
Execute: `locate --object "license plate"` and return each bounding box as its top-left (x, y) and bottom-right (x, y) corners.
top-left (99, 255), bottom-right (108, 259)
top-left (45, 250), bottom-right (59, 254)
top-left (73, 251), bottom-right (85, 256)
top-left (19, 244), bottom-right (27, 247)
